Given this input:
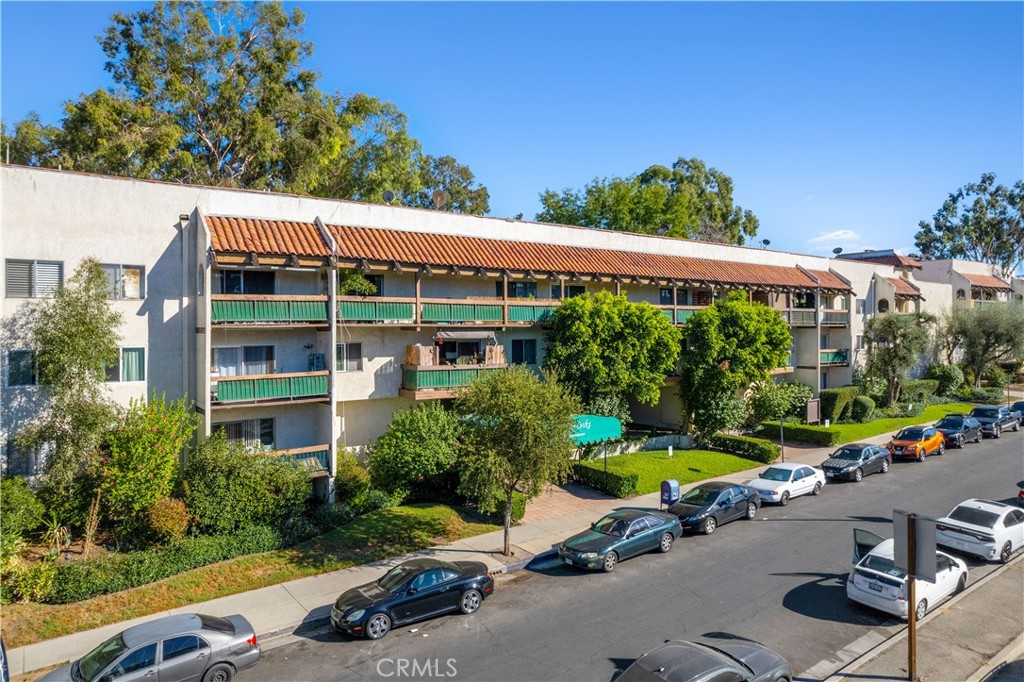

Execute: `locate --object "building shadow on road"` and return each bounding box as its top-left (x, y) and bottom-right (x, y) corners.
top-left (772, 571), bottom-right (895, 625)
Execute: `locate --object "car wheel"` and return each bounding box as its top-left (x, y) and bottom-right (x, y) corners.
top-left (779, 492), bottom-right (790, 507)
top-left (994, 426), bottom-right (1002, 439)
top-left (460, 589), bottom-right (482, 614)
top-left (702, 517), bottom-right (717, 535)
top-left (937, 442), bottom-right (945, 455)
top-left (602, 551), bottom-right (618, 572)
top-left (975, 432), bottom-right (982, 443)
top-left (956, 436), bottom-right (964, 449)
top-left (658, 532), bottom-right (674, 553)
top-left (745, 502), bottom-right (757, 519)
top-left (202, 664), bottom-right (234, 682)
top-left (1000, 542), bottom-right (1012, 564)
top-left (915, 599), bottom-right (928, 620)
top-left (1013, 422), bottom-right (1020, 432)
top-left (812, 481), bottom-right (823, 495)
top-left (853, 468), bottom-right (863, 482)
top-left (366, 613), bottom-right (391, 640)
top-left (917, 449), bottom-right (925, 462)
top-left (956, 574), bottom-right (967, 594)
top-left (881, 458), bottom-right (890, 474)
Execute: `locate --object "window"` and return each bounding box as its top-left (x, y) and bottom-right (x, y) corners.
top-left (497, 281), bottom-right (537, 299)
top-left (820, 334), bottom-right (829, 350)
top-left (5, 259), bottom-right (63, 298)
top-left (215, 418), bottom-right (274, 452)
top-left (3, 439), bottom-right (52, 477)
top-left (877, 298), bottom-right (889, 313)
top-left (411, 569), bottom-right (446, 590)
top-left (793, 292), bottom-right (815, 309)
top-left (856, 335), bottom-right (866, 350)
top-left (551, 284), bottom-right (585, 300)
top-left (106, 348), bottom-right (146, 382)
top-left (212, 345), bottom-right (274, 376)
top-left (856, 298), bottom-right (865, 314)
top-left (1006, 510), bottom-right (1024, 527)
top-left (100, 264), bottom-right (145, 299)
top-left (336, 342), bottom-right (363, 372)
top-left (112, 644), bottom-right (157, 677)
top-left (216, 269), bottom-right (275, 294)
top-left (366, 275), bottom-right (383, 296)
top-left (161, 636), bottom-right (205, 662)
top-left (510, 339), bottom-right (537, 365)
top-left (956, 289), bottom-right (966, 301)
top-left (6, 350), bottom-right (37, 386)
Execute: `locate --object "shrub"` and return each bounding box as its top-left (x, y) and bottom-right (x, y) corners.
top-left (692, 392), bottom-right (746, 445)
top-left (901, 379), bottom-right (939, 403)
top-left (819, 386), bottom-right (861, 422)
top-left (958, 386), bottom-right (1004, 404)
top-left (183, 432), bottom-right (312, 534)
top-left (573, 464), bottom-right (639, 498)
top-left (588, 393), bottom-right (632, 425)
top-left (0, 477), bottom-right (45, 539)
top-left (983, 365), bottom-right (1009, 389)
top-left (708, 433), bottom-right (780, 464)
top-left (368, 402), bottom-right (462, 502)
top-left (489, 491), bottom-right (527, 524)
top-left (146, 497), bottom-right (189, 543)
top-left (926, 364), bottom-right (965, 396)
top-left (851, 396), bottom-right (875, 423)
top-left (308, 501), bottom-right (356, 533)
top-left (781, 382), bottom-right (814, 418)
top-left (758, 422), bottom-right (842, 447)
top-left (352, 489), bottom-right (394, 515)
top-left (334, 452), bottom-right (370, 503)
top-left (11, 560), bottom-right (59, 602)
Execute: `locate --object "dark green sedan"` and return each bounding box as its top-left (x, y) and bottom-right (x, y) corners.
top-left (557, 509), bottom-right (682, 572)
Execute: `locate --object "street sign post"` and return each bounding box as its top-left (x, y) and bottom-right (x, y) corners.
top-left (892, 509), bottom-right (938, 681)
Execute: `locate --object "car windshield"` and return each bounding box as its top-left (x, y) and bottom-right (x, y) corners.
top-left (679, 487), bottom-right (720, 505)
top-left (949, 506), bottom-right (999, 528)
top-left (1012, 403), bottom-right (1024, 412)
top-left (896, 428), bottom-right (925, 441)
top-left (79, 634), bottom-right (128, 682)
top-left (377, 564), bottom-right (419, 592)
top-left (972, 408), bottom-right (998, 419)
top-left (759, 467), bottom-right (792, 482)
top-left (832, 448), bottom-right (864, 461)
top-left (936, 417), bottom-right (964, 429)
top-left (592, 515), bottom-right (630, 536)
top-left (861, 554), bottom-right (907, 579)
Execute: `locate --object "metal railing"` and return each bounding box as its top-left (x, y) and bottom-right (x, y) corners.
top-left (212, 371), bottom-right (329, 404)
top-left (212, 295), bottom-right (329, 324)
top-left (820, 349), bottom-right (850, 366)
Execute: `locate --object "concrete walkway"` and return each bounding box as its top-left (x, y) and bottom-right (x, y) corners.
top-left (6, 416), bottom-right (1020, 678)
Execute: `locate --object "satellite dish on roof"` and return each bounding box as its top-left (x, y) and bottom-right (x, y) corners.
top-left (833, 247), bottom-right (843, 255)
top-left (382, 190), bottom-right (395, 204)
top-left (432, 189), bottom-right (447, 210)
top-left (761, 239), bottom-right (771, 248)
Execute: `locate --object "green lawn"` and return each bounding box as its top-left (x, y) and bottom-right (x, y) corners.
top-left (761, 403), bottom-right (975, 447)
top-left (580, 449), bottom-right (762, 496)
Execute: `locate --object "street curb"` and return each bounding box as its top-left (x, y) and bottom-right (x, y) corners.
top-left (818, 553), bottom-right (1024, 682)
top-left (969, 633), bottom-right (1024, 682)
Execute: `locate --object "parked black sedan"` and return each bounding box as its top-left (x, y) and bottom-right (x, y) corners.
top-left (331, 558), bottom-right (494, 640)
top-left (821, 443), bottom-right (890, 482)
top-left (934, 415), bottom-right (982, 448)
top-left (618, 637), bottom-right (792, 682)
top-left (668, 482), bottom-right (760, 535)
top-left (558, 509), bottom-right (682, 572)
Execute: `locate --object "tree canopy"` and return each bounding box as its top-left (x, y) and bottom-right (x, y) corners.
top-left (543, 291), bottom-right (682, 408)
top-left (0, 1), bottom-right (488, 214)
top-left (864, 312), bottom-right (935, 405)
top-left (915, 172), bottom-right (1024, 277)
top-left (536, 157), bottom-right (759, 245)
top-left (936, 303), bottom-right (1024, 388)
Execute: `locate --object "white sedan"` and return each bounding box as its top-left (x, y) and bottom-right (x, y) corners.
top-left (847, 529), bottom-right (968, 620)
top-left (746, 463), bottom-right (825, 506)
top-left (937, 499), bottom-right (1024, 564)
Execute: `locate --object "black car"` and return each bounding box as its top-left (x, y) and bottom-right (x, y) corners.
top-left (668, 482), bottom-right (760, 535)
top-left (1010, 401), bottom-right (1024, 423)
top-left (618, 637), bottom-right (792, 682)
top-left (821, 443), bottom-right (890, 482)
top-left (558, 509), bottom-right (682, 572)
top-left (934, 414), bottom-right (982, 448)
top-left (969, 405), bottom-right (1021, 438)
top-left (331, 558), bottom-right (494, 640)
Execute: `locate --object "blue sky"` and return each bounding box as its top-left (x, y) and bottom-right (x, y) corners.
top-left (2, 2), bottom-right (1022, 257)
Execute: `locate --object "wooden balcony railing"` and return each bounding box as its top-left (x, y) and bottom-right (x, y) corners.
top-left (789, 309), bottom-right (817, 326)
top-left (212, 295), bottom-right (329, 325)
top-left (820, 349), bottom-right (850, 366)
top-left (212, 370), bottom-right (329, 404)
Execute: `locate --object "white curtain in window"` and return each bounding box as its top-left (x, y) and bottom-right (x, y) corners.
top-left (122, 348), bottom-right (145, 381)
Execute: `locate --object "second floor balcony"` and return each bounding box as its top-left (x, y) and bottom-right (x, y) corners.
top-left (820, 349), bottom-right (850, 366)
top-left (399, 342), bottom-right (507, 400)
top-left (212, 295), bottom-right (330, 326)
top-left (337, 296), bottom-right (559, 326)
top-left (211, 370), bottom-right (330, 407)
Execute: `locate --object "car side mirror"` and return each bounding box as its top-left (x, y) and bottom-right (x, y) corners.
top-left (407, 587), bottom-right (418, 595)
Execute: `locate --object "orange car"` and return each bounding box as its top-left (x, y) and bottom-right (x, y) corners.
top-left (887, 425), bottom-right (945, 461)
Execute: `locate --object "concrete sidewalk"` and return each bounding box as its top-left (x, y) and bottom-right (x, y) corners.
top-left (2, 419), bottom-right (1011, 678)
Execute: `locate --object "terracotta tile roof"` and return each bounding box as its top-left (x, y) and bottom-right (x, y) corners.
top-left (327, 224), bottom-right (853, 291)
top-left (962, 273), bottom-right (1012, 291)
top-left (884, 277), bottom-right (923, 298)
top-left (206, 216), bottom-right (331, 258)
top-left (845, 253), bottom-right (922, 269)
top-left (806, 269), bottom-right (851, 291)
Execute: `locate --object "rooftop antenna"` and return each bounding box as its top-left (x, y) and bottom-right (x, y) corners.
top-left (761, 239), bottom-right (771, 249)
top-left (431, 189), bottom-right (447, 210)
top-left (382, 190), bottom-right (395, 205)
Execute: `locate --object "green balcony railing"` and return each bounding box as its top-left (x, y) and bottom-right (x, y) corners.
top-left (212, 296), bottom-right (329, 324)
top-left (820, 310), bottom-right (849, 326)
top-left (337, 299), bottom-right (416, 323)
top-left (402, 364), bottom-right (505, 391)
top-left (270, 445), bottom-right (330, 475)
top-left (820, 349), bottom-right (850, 365)
top-left (507, 303), bottom-right (557, 323)
top-left (789, 309), bottom-right (817, 326)
top-left (420, 302), bottom-right (503, 324)
top-left (213, 371), bottom-right (329, 404)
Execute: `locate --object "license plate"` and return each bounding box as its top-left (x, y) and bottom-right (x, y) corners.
top-left (868, 582), bottom-right (883, 593)
top-left (563, 558), bottom-right (573, 565)
top-left (825, 472), bottom-right (835, 478)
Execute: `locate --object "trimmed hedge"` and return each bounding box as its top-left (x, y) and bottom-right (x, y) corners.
top-left (852, 395), bottom-right (875, 423)
top-left (708, 433), bottom-right (780, 464)
top-left (758, 422), bottom-right (842, 447)
top-left (573, 464), bottom-right (639, 498)
top-left (901, 379), bottom-right (939, 403)
top-left (820, 386), bottom-right (861, 423)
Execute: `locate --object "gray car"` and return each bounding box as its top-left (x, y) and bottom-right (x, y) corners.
top-left (38, 614), bottom-right (260, 682)
top-left (617, 637), bottom-right (791, 682)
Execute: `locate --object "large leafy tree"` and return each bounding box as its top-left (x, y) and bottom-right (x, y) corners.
top-left (864, 312), bottom-right (936, 405)
top-left (368, 402), bottom-right (463, 502)
top-left (915, 173), bottom-right (1024, 277)
top-left (678, 292), bottom-right (792, 439)
top-left (455, 366), bottom-right (580, 556)
top-left (1, 2), bottom-right (488, 213)
top-left (936, 304), bottom-right (1024, 387)
top-left (536, 157), bottom-right (759, 244)
top-left (403, 155), bottom-right (490, 215)
top-left (544, 291), bottom-right (682, 409)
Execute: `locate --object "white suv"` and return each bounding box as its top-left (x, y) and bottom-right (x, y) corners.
top-left (937, 499), bottom-right (1024, 564)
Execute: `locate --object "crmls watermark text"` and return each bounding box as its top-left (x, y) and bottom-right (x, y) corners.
top-left (376, 658), bottom-right (458, 678)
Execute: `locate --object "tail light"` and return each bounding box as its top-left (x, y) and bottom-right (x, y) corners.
top-left (897, 584), bottom-right (906, 601)
top-left (247, 634), bottom-right (258, 648)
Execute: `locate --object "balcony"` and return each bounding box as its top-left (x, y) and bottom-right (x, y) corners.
top-left (820, 310), bottom-right (850, 327)
top-left (268, 444), bottom-right (330, 478)
top-left (336, 296), bottom-right (559, 326)
top-left (788, 309), bottom-right (817, 326)
top-left (400, 364), bottom-right (507, 400)
top-left (212, 295), bottom-right (329, 326)
top-left (820, 349), bottom-right (850, 366)
top-left (337, 297), bottom-right (416, 323)
top-left (212, 370), bottom-right (330, 406)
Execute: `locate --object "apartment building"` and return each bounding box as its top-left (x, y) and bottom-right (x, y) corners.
top-left (2, 166), bottom-right (1019, 497)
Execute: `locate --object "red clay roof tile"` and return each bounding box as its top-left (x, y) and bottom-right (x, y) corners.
top-left (206, 216), bottom-right (330, 258)
top-left (962, 273), bottom-right (1012, 291)
top-left (884, 277), bottom-right (923, 297)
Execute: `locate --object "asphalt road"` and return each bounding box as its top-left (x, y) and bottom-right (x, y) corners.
top-left (240, 436), bottom-right (1024, 682)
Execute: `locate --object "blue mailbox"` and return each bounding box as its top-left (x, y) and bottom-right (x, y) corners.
top-left (660, 479), bottom-right (680, 507)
